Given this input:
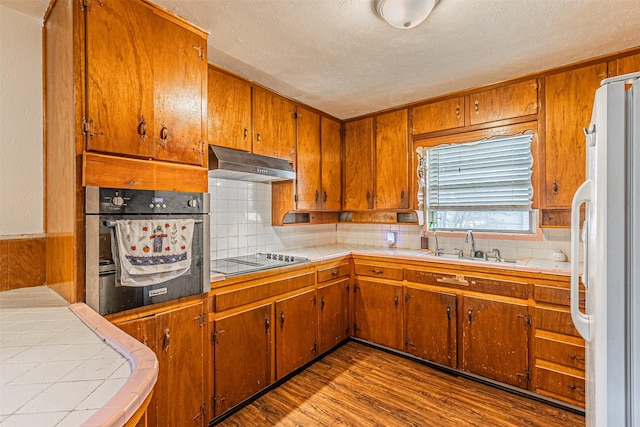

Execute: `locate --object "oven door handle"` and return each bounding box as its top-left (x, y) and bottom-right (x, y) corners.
top-left (103, 219), bottom-right (203, 227)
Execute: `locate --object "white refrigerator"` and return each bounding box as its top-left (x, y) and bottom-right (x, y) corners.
top-left (571, 71), bottom-right (640, 426)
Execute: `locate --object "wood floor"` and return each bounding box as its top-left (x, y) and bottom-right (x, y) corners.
top-left (217, 342), bottom-right (585, 427)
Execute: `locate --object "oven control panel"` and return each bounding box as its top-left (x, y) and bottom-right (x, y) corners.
top-left (86, 187), bottom-right (209, 215)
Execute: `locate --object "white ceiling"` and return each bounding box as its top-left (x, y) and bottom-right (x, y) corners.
top-left (3, 0), bottom-right (640, 119)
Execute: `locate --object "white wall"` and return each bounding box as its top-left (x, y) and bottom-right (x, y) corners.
top-left (0, 5), bottom-right (43, 237)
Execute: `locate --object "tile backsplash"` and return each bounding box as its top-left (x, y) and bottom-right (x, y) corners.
top-left (209, 178), bottom-right (575, 262)
top-left (208, 178), bottom-right (336, 260)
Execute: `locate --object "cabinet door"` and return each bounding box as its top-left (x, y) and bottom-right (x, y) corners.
top-left (253, 88), bottom-right (297, 161)
top-left (114, 315), bottom-right (158, 425)
top-left (320, 117), bottom-right (342, 211)
top-left (412, 97), bottom-right (465, 134)
top-left (404, 287), bottom-right (457, 368)
top-left (213, 304), bottom-right (271, 416)
top-left (153, 18), bottom-right (205, 166)
top-left (343, 118), bottom-right (374, 210)
top-left (375, 109), bottom-right (409, 209)
top-left (317, 278), bottom-right (350, 355)
top-left (296, 107), bottom-right (322, 210)
top-left (275, 290), bottom-right (317, 379)
top-left (469, 79), bottom-right (539, 125)
top-left (353, 279), bottom-right (403, 350)
top-left (461, 296), bottom-right (529, 388)
top-left (155, 302), bottom-right (206, 426)
top-left (608, 52), bottom-right (640, 76)
top-left (85, 0), bottom-right (155, 158)
top-left (544, 63), bottom-right (606, 208)
top-left (207, 67), bottom-right (252, 151)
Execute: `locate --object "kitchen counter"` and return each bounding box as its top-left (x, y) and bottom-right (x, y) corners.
top-left (270, 244), bottom-right (574, 276)
top-left (0, 286), bottom-right (157, 426)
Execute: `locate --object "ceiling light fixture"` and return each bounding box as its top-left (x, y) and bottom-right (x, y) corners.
top-left (373, 0), bottom-right (438, 29)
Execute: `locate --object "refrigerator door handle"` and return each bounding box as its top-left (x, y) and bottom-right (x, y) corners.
top-left (571, 179), bottom-right (592, 342)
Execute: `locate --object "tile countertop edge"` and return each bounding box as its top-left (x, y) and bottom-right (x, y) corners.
top-left (68, 303), bottom-right (158, 427)
top-left (289, 245), bottom-right (575, 276)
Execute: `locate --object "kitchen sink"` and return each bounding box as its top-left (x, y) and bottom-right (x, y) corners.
top-left (420, 252), bottom-right (524, 265)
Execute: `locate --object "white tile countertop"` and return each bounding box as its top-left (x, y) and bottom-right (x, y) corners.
top-left (275, 244), bottom-right (574, 276)
top-left (0, 287), bottom-right (157, 426)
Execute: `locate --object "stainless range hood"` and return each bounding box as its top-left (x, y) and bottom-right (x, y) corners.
top-left (208, 145), bottom-right (295, 183)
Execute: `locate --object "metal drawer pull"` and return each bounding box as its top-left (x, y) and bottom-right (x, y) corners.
top-left (568, 384), bottom-right (585, 394)
top-left (280, 310), bottom-right (285, 327)
top-left (162, 329), bottom-right (170, 352)
top-left (568, 353), bottom-right (585, 363)
top-left (371, 269), bottom-right (384, 275)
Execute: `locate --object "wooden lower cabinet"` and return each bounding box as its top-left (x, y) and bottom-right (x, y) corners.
top-left (353, 279), bottom-right (403, 350)
top-left (404, 287), bottom-right (457, 368)
top-left (317, 278), bottom-right (350, 355)
top-left (211, 303), bottom-right (272, 417)
top-left (113, 300), bottom-right (207, 426)
top-left (461, 296), bottom-right (530, 389)
top-left (275, 289), bottom-right (318, 378)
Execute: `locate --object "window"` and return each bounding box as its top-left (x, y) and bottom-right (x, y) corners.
top-left (420, 131), bottom-right (534, 233)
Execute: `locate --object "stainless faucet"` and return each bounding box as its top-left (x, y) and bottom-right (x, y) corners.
top-left (433, 230), bottom-right (444, 256)
top-left (465, 230), bottom-right (475, 258)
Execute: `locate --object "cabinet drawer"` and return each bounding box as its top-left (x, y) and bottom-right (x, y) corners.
top-left (534, 284), bottom-right (585, 308)
top-left (535, 307), bottom-right (581, 337)
top-left (535, 337), bottom-right (585, 371)
top-left (354, 263), bottom-right (403, 281)
top-left (467, 276), bottom-right (528, 299)
top-left (405, 269), bottom-right (467, 288)
top-left (536, 367), bottom-right (586, 405)
top-left (317, 263), bottom-right (351, 284)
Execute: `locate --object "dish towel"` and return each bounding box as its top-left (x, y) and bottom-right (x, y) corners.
top-left (112, 219), bottom-right (195, 287)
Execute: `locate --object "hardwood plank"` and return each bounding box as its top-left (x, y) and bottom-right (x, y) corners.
top-left (218, 342), bottom-right (584, 427)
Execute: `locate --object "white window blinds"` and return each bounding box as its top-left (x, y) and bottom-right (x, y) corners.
top-left (426, 132), bottom-right (534, 209)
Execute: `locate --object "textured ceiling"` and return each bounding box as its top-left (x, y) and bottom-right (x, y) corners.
top-left (3, 0), bottom-right (640, 119)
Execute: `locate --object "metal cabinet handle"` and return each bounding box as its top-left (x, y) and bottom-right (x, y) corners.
top-left (331, 269), bottom-right (339, 276)
top-left (553, 181), bottom-right (559, 194)
top-left (568, 353), bottom-right (585, 364)
top-left (394, 295), bottom-right (399, 306)
top-left (323, 191), bottom-right (327, 203)
top-left (280, 310), bottom-right (285, 327)
top-left (468, 308), bottom-right (473, 323)
top-left (265, 318), bottom-right (270, 332)
top-left (568, 384), bottom-right (585, 394)
top-left (446, 305), bottom-right (451, 321)
top-left (321, 297), bottom-right (325, 310)
top-left (315, 190), bottom-right (319, 203)
top-left (162, 329), bottom-right (170, 352)
top-left (455, 105), bottom-right (460, 119)
top-left (400, 190), bottom-right (405, 199)
top-left (256, 132), bottom-right (261, 143)
top-left (243, 127), bottom-right (248, 140)
top-left (371, 269), bottom-right (384, 275)
top-left (160, 122), bottom-right (168, 141)
top-left (474, 100), bottom-right (479, 114)
top-left (137, 116), bottom-right (147, 138)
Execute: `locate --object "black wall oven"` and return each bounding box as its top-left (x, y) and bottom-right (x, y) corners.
top-left (85, 186), bottom-right (210, 315)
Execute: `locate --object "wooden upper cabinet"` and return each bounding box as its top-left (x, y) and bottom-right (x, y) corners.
top-left (253, 88), bottom-right (297, 162)
top-left (152, 16), bottom-right (206, 166)
top-left (469, 79), bottom-right (539, 125)
top-left (544, 63), bottom-right (606, 208)
top-left (84, 0), bottom-right (206, 166)
top-left (85, 0), bottom-right (155, 158)
top-left (207, 67), bottom-right (252, 151)
top-left (375, 109), bottom-right (409, 209)
top-left (320, 117), bottom-right (342, 210)
top-left (296, 107), bottom-right (322, 210)
top-left (412, 97), bottom-right (465, 135)
top-left (608, 52), bottom-right (640, 77)
top-left (343, 118), bottom-right (374, 210)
